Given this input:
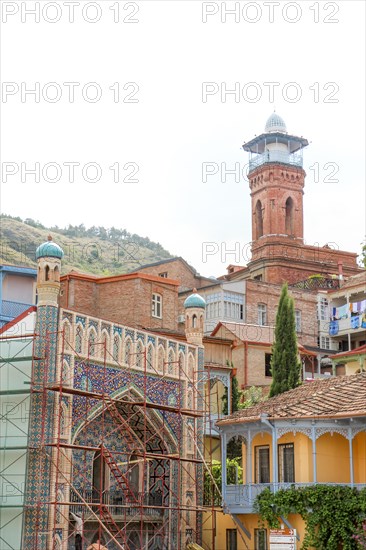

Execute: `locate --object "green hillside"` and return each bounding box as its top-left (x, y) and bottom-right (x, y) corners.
top-left (0, 215), bottom-right (173, 275)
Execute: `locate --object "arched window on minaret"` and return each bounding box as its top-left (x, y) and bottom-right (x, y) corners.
top-left (285, 197), bottom-right (294, 235)
top-left (255, 200), bottom-right (263, 239)
top-left (45, 265), bottom-right (50, 281)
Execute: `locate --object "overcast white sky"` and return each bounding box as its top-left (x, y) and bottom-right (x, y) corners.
top-left (1, 0), bottom-right (365, 276)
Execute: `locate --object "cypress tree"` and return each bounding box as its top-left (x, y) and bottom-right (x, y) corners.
top-left (269, 284), bottom-right (301, 397)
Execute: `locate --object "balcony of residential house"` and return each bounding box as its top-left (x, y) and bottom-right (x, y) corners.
top-left (219, 417), bottom-right (366, 515)
top-left (327, 295), bottom-right (366, 344)
top-left (70, 488), bottom-right (164, 521)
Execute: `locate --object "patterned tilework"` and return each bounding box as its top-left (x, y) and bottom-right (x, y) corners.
top-left (23, 305), bottom-right (60, 549)
top-left (72, 361), bottom-right (184, 438)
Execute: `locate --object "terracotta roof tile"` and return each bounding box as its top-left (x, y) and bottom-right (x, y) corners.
top-left (217, 373), bottom-right (366, 425)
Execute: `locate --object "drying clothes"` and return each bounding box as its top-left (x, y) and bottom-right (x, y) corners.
top-left (362, 314), bottom-right (366, 329)
top-left (329, 320), bottom-right (339, 336)
top-left (351, 315), bottom-right (360, 329)
top-left (336, 304), bottom-right (349, 319)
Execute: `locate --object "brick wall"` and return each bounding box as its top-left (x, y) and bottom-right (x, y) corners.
top-left (60, 274), bottom-right (179, 330)
top-left (245, 279), bottom-right (318, 348)
top-left (136, 259), bottom-right (214, 292)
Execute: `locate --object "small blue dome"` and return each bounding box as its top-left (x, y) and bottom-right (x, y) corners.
top-left (36, 237), bottom-right (64, 260)
top-left (265, 112), bottom-right (287, 134)
top-left (184, 290), bottom-right (206, 309)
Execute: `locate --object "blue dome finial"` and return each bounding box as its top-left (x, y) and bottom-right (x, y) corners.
top-left (184, 288), bottom-right (206, 309)
top-left (36, 236), bottom-right (64, 260)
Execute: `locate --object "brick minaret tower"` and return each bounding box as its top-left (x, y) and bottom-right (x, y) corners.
top-left (242, 113), bottom-right (360, 283)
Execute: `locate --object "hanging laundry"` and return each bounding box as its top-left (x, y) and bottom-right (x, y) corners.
top-left (360, 299), bottom-right (366, 313)
top-left (336, 304), bottom-right (348, 319)
top-left (362, 313), bottom-right (366, 329)
top-left (351, 315), bottom-right (360, 329)
top-left (329, 320), bottom-right (339, 336)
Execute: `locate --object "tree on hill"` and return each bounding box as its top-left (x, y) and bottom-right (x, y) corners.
top-left (269, 284), bottom-right (301, 397)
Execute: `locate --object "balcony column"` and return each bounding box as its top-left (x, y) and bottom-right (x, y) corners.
top-left (246, 430), bottom-right (252, 503)
top-left (221, 431), bottom-right (227, 500)
top-left (311, 425), bottom-right (317, 483)
top-left (348, 427), bottom-right (354, 486)
top-left (272, 427), bottom-right (278, 491)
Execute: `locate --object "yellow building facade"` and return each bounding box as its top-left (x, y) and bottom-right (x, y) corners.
top-left (212, 373), bottom-right (366, 549)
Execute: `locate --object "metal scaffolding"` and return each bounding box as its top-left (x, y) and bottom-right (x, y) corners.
top-left (12, 318), bottom-right (224, 550)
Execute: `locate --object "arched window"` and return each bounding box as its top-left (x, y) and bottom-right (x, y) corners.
top-left (113, 334), bottom-right (120, 362)
top-left (45, 265), bottom-right (50, 281)
top-left (136, 340), bottom-right (144, 369)
top-left (285, 196), bottom-right (294, 235)
top-left (158, 346), bottom-right (165, 373)
top-left (255, 200), bottom-right (263, 239)
top-left (124, 338), bottom-right (132, 366)
top-left (75, 324), bottom-right (83, 354)
top-left (192, 315), bottom-right (197, 329)
top-left (88, 329), bottom-right (96, 357)
top-left (54, 265), bottom-right (60, 283)
top-left (147, 344), bottom-right (154, 371)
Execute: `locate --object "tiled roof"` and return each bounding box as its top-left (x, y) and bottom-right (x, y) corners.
top-left (217, 373), bottom-right (366, 425)
top-left (329, 344), bottom-right (366, 360)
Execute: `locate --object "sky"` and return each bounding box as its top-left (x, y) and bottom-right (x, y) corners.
top-left (1, 0), bottom-right (365, 277)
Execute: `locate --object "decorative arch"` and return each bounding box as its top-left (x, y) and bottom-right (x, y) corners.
top-left (192, 314), bottom-right (197, 329)
top-left (158, 345), bottom-right (165, 373)
top-left (178, 351), bottom-right (185, 376)
top-left (147, 344), bottom-right (154, 371)
top-left (188, 353), bottom-right (195, 380)
top-left (45, 264), bottom-right (50, 281)
top-left (168, 349), bottom-right (175, 375)
top-left (101, 329), bottom-right (110, 358)
top-left (62, 320), bottom-right (71, 351)
top-left (255, 199), bottom-right (263, 239)
top-left (112, 333), bottom-right (121, 362)
top-left (124, 337), bottom-right (133, 366)
top-left (87, 328), bottom-right (97, 357)
top-left (75, 323), bottom-right (83, 355)
top-left (136, 340), bottom-right (144, 369)
top-left (285, 196), bottom-right (294, 235)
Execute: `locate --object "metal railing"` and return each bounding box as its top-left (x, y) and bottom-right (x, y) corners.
top-left (249, 151), bottom-right (303, 172)
top-left (224, 482), bottom-right (366, 510)
top-left (70, 488), bottom-right (164, 518)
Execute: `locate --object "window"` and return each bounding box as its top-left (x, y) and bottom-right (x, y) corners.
top-left (226, 529), bottom-right (237, 550)
top-left (295, 309), bottom-right (301, 333)
top-left (159, 272), bottom-right (168, 278)
top-left (278, 443), bottom-right (295, 483)
top-left (255, 200), bottom-right (263, 239)
top-left (258, 303), bottom-right (267, 326)
top-left (265, 353), bottom-right (272, 377)
top-left (255, 446), bottom-right (270, 483)
top-left (254, 274), bottom-right (263, 281)
top-left (254, 529), bottom-right (268, 550)
top-left (152, 293), bottom-right (162, 318)
top-left (206, 293), bottom-right (222, 320)
top-left (285, 197), bottom-right (294, 235)
top-left (319, 297), bottom-right (329, 321)
top-left (321, 336), bottom-right (330, 350)
top-left (223, 292), bottom-right (244, 321)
